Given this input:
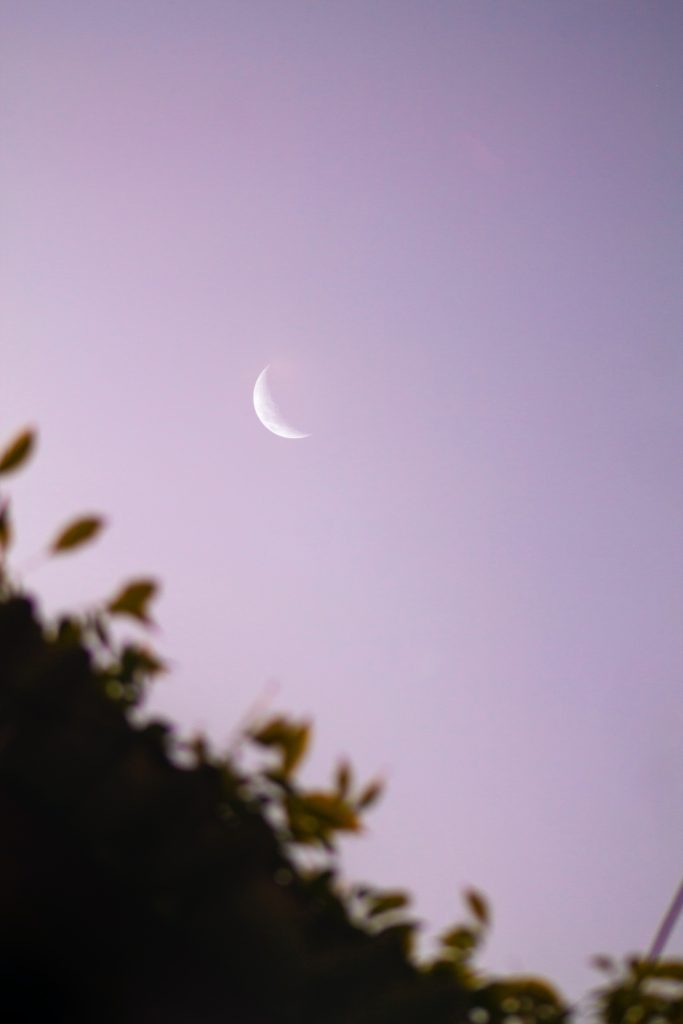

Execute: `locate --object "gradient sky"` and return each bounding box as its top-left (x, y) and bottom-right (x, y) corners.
top-left (2, 0), bottom-right (682, 1001)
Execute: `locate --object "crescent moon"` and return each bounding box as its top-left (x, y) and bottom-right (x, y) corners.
top-left (253, 365), bottom-right (310, 440)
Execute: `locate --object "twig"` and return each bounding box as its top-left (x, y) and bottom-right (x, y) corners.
top-left (648, 874), bottom-right (683, 960)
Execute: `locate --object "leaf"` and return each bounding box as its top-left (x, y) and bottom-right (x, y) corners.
top-left (465, 888), bottom-right (490, 927)
top-left (251, 716), bottom-right (310, 777)
top-left (120, 644), bottom-right (167, 679)
top-left (108, 578), bottom-right (159, 624)
top-left (490, 977), bottom-right (565, 1011)
top-left (285, 790), bottom-right (360, 844)
top-left (263, 769), bottom-right (295, 795)
top-left (132, 647), bottom-right (167, 676)
top-left (647, 961), bottom-right (683, 981)
top-left (51, 515), bottom-right (105, 554)
top-left (0, 428), bottom-right (36, 476)
top-left (299, 791), bottom-right (360, 832)
top-left (641, 976), bottom-right (683, 1001)
top-left (335, 759), bottom-right (352, 798)
top-left (0, 502), bottom-right (12, 551)
top-left (92, 614), bottom-right (111, 650)
top-left (282, 722), bottom-right (310, 776)
top-left (441, 926), bottom-right (478, 956)
top-left (357, 778), bottom-right (383, 810)
top-left (252, 716), bottom-right (291, 746)
top-left (367, 890), bottom-right (410, 917)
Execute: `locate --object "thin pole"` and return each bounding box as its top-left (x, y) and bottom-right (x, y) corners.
top-left (648, 875), bottom-right (683, 960)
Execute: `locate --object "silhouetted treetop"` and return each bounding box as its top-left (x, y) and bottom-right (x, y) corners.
top-left (0, 427), bottom-right (681, 1023)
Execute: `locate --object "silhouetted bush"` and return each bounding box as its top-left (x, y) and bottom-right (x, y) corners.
top-left (0, 428), bottom-right (681, 1022)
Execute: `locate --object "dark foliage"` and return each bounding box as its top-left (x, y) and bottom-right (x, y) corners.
top-left (0, 427), bottom-right (681, 1023)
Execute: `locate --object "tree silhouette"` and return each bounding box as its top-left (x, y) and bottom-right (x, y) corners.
top-left (0, 428), bottom-right (681, 1023)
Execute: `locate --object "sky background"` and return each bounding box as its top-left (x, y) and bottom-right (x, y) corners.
top-left (2, 0), bottom-right (682, 1002)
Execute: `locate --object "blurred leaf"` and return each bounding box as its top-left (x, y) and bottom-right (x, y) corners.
top-left (367, 890), bottom-right (410, 917)
top-left (335, 759), bottom-right (352, 798)
top-left (251, 716), bottom-right (310, 777)
top-left (299, 791), bottom-right (359, 832)
top-left (489, 976), bottom-right (566, 1014)
top-left (646, 961), bottom-right (683, 981)
top-left (0, 501), bottom-right (12, 551)
top-left (252, 716), bottom-right (291, 746)
top-left (0, 427), bottom-right (36, 476)
top-left (133, 646), bottom-right (167, 677)
top-left (108, 578), bottom-right (158, 624)
top-left (283, 722), bottom-right (310, 775)
top-left (357, 778), bottom-right (383, 810)
top-left (641, 975), bottom-right (683, 1000)
top-left (283, 799), bottom-right (320, 845)
top-left (465, 888), bottom-right (490, 927)
top-left (51, 515), bottom-right (105, 554)
top-left (441, 926), bottom-right (478, 956)
top-left (120, 644), bottom-right (167, 679)
top-left (285, 790), bottom-right (360, 844)
top-left (92, 614), bottom-right (111, 650)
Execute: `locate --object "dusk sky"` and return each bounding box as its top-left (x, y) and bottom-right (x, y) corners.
top-left (2, 0), bottom-right (682, 1001)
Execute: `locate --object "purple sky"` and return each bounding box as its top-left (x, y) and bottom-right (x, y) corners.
top-left (2, 0), bottom-right (682, 999)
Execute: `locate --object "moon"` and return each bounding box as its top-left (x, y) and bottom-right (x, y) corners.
top-left (252, 365), bottom-right (310, 440)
